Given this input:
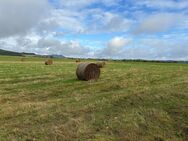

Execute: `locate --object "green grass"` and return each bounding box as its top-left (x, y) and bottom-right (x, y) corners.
top-left (0, 56), bottom-right (188, 141)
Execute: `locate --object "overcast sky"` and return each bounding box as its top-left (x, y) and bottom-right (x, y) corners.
top-left (0, 0), bottom-right (188, 60)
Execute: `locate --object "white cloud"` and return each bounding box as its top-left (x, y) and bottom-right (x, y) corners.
top-left (0, 34), bottom-right (91, 57)
top-left (85, 11), bottom-right (131, 33)
top-left (94, 35), bottom-right (188, 60)
top-left (37, 9), bottom-right (85, 34)
top-left (97, 37), bottom-right (132, 58)
top-left (0, 0), bottom-right (50, 38)
top-left (134, 38), bottom-right (188, 60)
top-left (36, 7), bottom-right (132, 35)
top-left (0, 37), bottom-right (18, 51)
top-left (108, 37), bottom-right (131, 49)
top-left (122, 38), bottom-right (188, 60)
top-left (37, 38), bottom-right (91, 57)
top-left (0, 33), bottom-right (42, 53)
top-left (134, 13), bottom-right (187, 34)
top-left (1, 33), bottom-right (188, 60)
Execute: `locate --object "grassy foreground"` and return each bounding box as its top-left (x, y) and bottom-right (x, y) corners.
top-left (0, 56), bottom-right (188, 141)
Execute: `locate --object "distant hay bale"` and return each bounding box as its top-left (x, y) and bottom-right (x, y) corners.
top-left (96, 61), bottom-right (106, 68)
top-left (20, 58), bottom-right (25, 62)
top-left (76, 63), bottom-right (100, 81)
top-left (76, 59), bottom-right (81, 63)
top-left (45, 59), bottom-right (53, 65)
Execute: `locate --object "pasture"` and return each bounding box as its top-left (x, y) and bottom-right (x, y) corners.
top-left (0, 56), bottom-right (188, 141)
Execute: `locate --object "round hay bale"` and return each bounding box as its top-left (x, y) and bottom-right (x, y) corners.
top-left (96, 61), bottom-right (106, 68)
top-left (76, 59), bottom-right (81, 63)
top-left (45, 59), bottom-right (53, 65)
top-left (76, 63), bottom-right (100, 81)
top-left (21, 58), bottom-right (25, 62)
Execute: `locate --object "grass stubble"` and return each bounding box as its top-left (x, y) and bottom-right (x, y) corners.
top-left (0, 56), bottom-right (188, 141)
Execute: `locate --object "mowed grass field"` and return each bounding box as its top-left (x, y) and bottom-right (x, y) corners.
top-left (0, 56), bottom-right (188, 141)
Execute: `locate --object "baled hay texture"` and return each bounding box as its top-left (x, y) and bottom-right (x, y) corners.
top-left (45, 59), bottom-right (53, 65)
top-left (76, 62), bottom-right (100, 81)
top-left (96, 61), bottom-right (106, 68)
top-left (76, 59), bottom-right (81, 63)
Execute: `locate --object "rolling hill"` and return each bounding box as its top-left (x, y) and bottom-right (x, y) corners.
top-left (0, 49), bottom-right (65, 58)
top-left (0, 49), bottom-right (35, 56)
top-left (0, 49), bottom-right (23, 56)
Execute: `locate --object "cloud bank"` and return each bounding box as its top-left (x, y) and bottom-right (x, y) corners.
top-left (0, 0), bottom-right (50, 38)
top-left (0, 0), bottom-right (187, 60)
top-left (134, 13), bottom-right (187, 34)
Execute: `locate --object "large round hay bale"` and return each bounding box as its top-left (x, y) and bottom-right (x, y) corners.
top-left (96, 61), bottom-right (106, 68)
top-left (45, 59), bottom-right (53, 65)
top-left (76, 63), bottom-right (100, 81)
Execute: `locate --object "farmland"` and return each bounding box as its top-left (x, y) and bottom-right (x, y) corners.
top-left (0, 56), bottom-right (188, 141)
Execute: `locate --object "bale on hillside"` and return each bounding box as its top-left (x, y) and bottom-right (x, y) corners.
top-left (76, 63), bottom-right (100, 81)
top-left (96, 61), bottom-right (106, 68)
top-left (76, 59), bottom-right (81, 63)
top-left (45, 59), bottom-right (53, 65)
